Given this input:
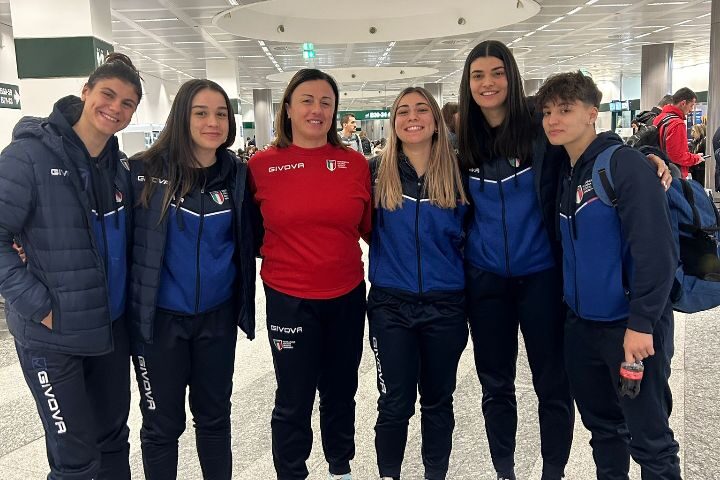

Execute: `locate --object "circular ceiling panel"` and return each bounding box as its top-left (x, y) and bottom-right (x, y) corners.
top-left (214, 0), bottom-right (540, 43)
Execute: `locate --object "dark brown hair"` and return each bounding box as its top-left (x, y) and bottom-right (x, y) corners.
top-left (441, 102), bottom-right (459, 134)
top-left (535, 71), bottom-right (602, 109)
top-left (136, 79), bottom-right (236, 216)
top-left (457, 40), bottom-right (534, 169)
top-left (87, 52), bottom-right (143, 102)
top-left (273, 69), bottom-right (343, 148)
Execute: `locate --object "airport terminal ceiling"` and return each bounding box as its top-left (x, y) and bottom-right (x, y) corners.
top-left (0, 0), bottom-right (713, 109)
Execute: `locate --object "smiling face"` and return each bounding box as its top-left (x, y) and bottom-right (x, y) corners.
top-left (394, 91), bottom-right (436, 149)
top-left (80, 77), bottom-right (139, 138)
top-left (286, 79), bottom-right (336, 148)
top-left (189, 88), bottom-right (229, 158)
top-left (469, 56), bottom-right (508, 118)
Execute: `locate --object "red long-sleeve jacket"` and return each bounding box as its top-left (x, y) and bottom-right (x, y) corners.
top-left (653, 104), bottom-right (701, 178)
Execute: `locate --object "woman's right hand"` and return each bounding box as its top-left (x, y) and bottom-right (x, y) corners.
top-left (13, 242), bottom-right (26, 263)
top-left (40, 312), bottom-right (52, 330)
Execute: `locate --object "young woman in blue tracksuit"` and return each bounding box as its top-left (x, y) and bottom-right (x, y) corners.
top-left (0, 53), bottom-right (142, 480)
top-left (536, 71), bottom-right (681, 480)
top-left (457, 41), bottom-right (672, 480)
top-left (457, 40), bottom-right (575, 480)
top-left (128, 79), bottom-right (256, 480)
top-left (368, 86), bottom-right (469, 480)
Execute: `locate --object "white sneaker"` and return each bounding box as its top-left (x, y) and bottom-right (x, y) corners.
top-left (328, 474), bottom-right (352, 480)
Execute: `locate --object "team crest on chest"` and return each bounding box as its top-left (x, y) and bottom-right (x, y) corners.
top-left (209, 189), bottom-right (229, 205)
top-left (326, 159), bottom-right (349, 172)
top-left (576, 179), bottom-right (594, 204)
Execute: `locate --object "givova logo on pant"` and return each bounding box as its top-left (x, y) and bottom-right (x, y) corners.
top-left (372, 337), bottom-right (386, 394)
top-left (36, 370), bottom-right (67, 434)
top-left (137, 356), bottom-right (156, 410)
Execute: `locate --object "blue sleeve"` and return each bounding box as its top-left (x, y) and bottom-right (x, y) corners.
top-left (612, 149), bottom-right (677, 333)
top-left (0, 143), bottom-right (52, 322)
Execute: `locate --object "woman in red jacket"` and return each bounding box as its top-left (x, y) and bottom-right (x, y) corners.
top-left (248, 68), bottom-right (371, 480)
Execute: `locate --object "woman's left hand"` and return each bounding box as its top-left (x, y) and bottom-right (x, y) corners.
top-left (646, 153), bottom-right (672, 190)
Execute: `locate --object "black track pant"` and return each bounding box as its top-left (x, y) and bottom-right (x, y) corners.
top-left (564, 309), bottom-right (681, 480)
top-left (264, 281), bottom-right (366, 480)
top-left (466, 266), bottom-right (573, 479)
top-left (15, 318), bottom-right (131, 480)
top-left (131, 301), bottom-right (238, 480)
top-left (367, 287), bottom-right (468, 480)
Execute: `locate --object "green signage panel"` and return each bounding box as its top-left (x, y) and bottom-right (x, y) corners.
top-left (338, 110), bottom-right (390, 121)
top-left (242, 122), bottom-right (255, 129)
top-left (15, 37), bottom-right (114, 79)
top-left (0, 83), bottom-right (21, 109)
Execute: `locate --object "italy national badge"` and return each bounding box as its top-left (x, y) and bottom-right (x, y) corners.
top-left (326, 159), bottom-right (337, 172)
top-left (210, 190), bottom-right (227, 205)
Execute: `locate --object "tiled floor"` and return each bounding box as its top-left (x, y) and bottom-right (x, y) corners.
top-left (0, 257), bottom-right (718, 479)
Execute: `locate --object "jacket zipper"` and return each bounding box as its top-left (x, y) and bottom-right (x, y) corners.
top-left (497, 176), bottom-right (512, 276)
top-left (415, 179), bottom-right (424, 297)
top-left (566, 167), bottom-right (580, 314)
top-left (195, 184), bottom-right (206, 313)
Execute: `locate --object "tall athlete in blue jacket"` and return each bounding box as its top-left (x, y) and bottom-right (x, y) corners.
top-left (0, 54), bottom-right (142, 480)
top-left (128, 79), bottom-right (256, 480)
top-left (368, 86), bottom-right (469, 480)
top-left (537, 71), bottom-right (681, 480)
top-left (456, 41), bottom-right (574, 480)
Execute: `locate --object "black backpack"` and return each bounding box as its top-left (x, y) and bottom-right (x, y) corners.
top-left (625, 113), bottom-right (679, 149)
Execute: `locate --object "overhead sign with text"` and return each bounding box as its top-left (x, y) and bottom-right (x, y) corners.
top-left (0, 83), bottom-right (21, 109)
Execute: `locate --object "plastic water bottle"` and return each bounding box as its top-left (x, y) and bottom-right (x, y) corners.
top-left (618, 361), bottom-right (644, 399)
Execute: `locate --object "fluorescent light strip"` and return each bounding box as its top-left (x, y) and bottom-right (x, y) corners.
top-left (135, 18), bottom-right (178, 23)
top-left (551, 16), bottom-right (565, 23)
top-left (674, 19), bottom-right (692, 25)
top-left (567, 7), bottom-right (583, 14)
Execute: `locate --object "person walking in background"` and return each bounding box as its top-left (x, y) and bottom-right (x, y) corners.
top-left (0, 53), bottom-right (142, 480)
top-left (248, 69), bottom-right (371, 480)
top-left (340, 113), bottom-right (364, 153)
top-left (127, 79), bottom-right (257, 480)
top-left (653, 87), bottom-right (704, 179)
top-left (368, 86), bottom-right (469, 480)
top-left (441, 101), bottom-right (459, 150)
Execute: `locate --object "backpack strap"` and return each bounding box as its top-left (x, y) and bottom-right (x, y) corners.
top-left (657, 113), bottom-right (680, 151)
top-left (591, 144), bottom-right (623, 207)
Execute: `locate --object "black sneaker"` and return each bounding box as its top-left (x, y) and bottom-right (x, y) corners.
top-left (497, 473), bottom-right (516, 480)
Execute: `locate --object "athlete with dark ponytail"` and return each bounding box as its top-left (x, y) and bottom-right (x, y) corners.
top-left (0, 53), bottom-right (142, 480)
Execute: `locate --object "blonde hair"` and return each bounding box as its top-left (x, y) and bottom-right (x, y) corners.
top-left (691, 123), bottom-right (706, 140)
top-left (375, 87), bottom-right (467, 210)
